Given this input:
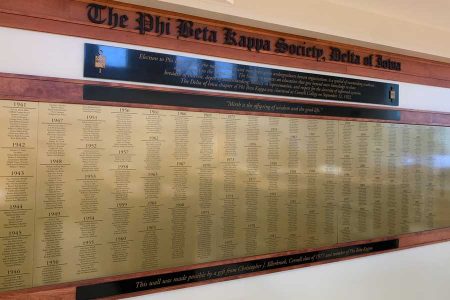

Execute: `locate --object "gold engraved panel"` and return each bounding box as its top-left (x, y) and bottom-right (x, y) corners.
top-left (0, 100), bottom-right (38, 291)
top-left (0, 99), bottom-right (449, 291)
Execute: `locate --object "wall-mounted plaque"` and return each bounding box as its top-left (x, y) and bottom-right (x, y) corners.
top-left (83, 85), bottom-right (401, 121)
top-left (0, 97), bottom-right (449, 294)
top-left (84, 44), bottom-right (400, 106)
top-left (76, 239), bottom-right (399, 299)
top-left (1, 0), bottom-right (450, 298)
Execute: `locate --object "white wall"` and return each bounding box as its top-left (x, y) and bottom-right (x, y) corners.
top-left (0, 27), bottom-right (449, 300)
top-left (1, 27), bottom-right (449, 113)
top-left (130, 242), bottom-right (450, 300)
top-left (122, 0), bottom-right (450, 63)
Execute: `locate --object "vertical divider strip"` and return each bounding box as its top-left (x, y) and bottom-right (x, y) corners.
top-left (30, 101), bottom-right (41, 287)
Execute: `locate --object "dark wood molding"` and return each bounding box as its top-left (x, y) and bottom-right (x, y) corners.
top-left (0, 0), bottom-right (449, 88)
top-left (0, 0), bottom-right (449, 296)
top-left (0, 72), bottom-right (449, 126)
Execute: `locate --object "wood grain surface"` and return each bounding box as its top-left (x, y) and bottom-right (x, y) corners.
top-left (0, 0), bottom-right (448, 89)
top-left (0, 73), bottom-right (449, 126)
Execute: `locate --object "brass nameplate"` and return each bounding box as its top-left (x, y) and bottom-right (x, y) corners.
top-left (0, 99), bottom-right (449, 291)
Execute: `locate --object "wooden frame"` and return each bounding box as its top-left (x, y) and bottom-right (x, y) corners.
top-left (0, 73), bottom-right (449, 126)
top-left (0, 0), bottom-right (449, 298)
top-left (0, 73), bottom-right (449, 300)
top-left (0, 0), bottom-right (448, 88)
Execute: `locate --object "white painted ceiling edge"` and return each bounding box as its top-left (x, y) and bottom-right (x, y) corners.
top-left (119, 0), bottom-right (450, 63)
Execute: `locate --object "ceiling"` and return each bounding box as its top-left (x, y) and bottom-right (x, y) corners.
top-left (326, 0), bottom-right (450, 32)
top-left (119, 0), bottom-right (450, 62)
top-left (124, 0), bottom-right (450, 32)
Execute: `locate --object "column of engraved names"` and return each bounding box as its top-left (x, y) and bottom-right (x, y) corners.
top-left (303, 120), bottom-right (321, 247)
top-left (444, 127), bottom-right (450, 228)
top-left (411, 125), bottom-right (426, 231)
top-left (0, 100), bottom-right (38, 291)
top-left (321, 121), bottom-right (338, 245)
top-left (400, 125), bottom-right (413, 233)
top-left (435, 127), bottom-right (450, 228)
top-left (264, 117), bottom-right (284, 253)
top-left (300, 120), bottom-right (337, 246)
top-left (73, 105), bottom-right (106, 278)
top-left (424, 126), bottom-right (437, 230)
top-left (338, 121), bottom-right (354, 242)
top-left (194, 112), bottom-right (218, 262)
top-left (168, 111), bottom-right (194, 264)
top-left (371, 123), bottom-right (387, 238)
top-left (286, 118), bottom-right (301, 250)
top-left (354, 122), bottom-right (372, 240)
top-left (139, 109), bottom-right (165, 270)
top-left (106, 106), bottom-right (137, 274)
top-left (243, 116), bottom-right (261, 256)
top-left (385, 123), bottom-right (401, 235)
top-left (218, 114), bottom-right (241, 259)
top-left (33, 103), bottom-right (73, 286)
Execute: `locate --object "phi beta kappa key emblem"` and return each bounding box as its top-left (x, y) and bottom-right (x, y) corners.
top-left (94, 50), bottom-right (106, 74)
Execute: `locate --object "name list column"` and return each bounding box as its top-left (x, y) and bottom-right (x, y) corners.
top-left (0, 100), bottom-right (38, 291)
top-left (33, 103), bottom-right (78, 286)
top-left (72, 105), bottom-right (108, 279)
top-left (217, 114), bottom-right (245, 260)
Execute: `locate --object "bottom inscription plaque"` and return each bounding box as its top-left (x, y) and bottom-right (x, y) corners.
top-left (76, 239), bottom-right (399, 300)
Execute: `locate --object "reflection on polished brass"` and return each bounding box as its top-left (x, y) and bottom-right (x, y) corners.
top-left (0, 99), bottom-right (449, 291)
